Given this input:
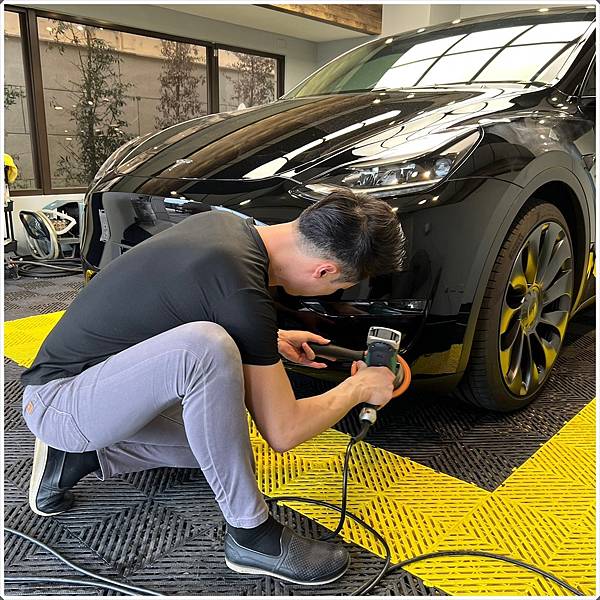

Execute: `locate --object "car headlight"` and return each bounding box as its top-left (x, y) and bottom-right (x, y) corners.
top-left (295, 128), bottom-right (481, 199)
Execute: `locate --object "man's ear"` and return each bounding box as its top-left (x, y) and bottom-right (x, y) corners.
top-left (313, 263), bottom-right (338, 279)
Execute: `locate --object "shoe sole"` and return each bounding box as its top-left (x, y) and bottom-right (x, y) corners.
top-left (224, 556), bottom-right (350, 586)
top-left (29, 438), bottom-right (64, 517)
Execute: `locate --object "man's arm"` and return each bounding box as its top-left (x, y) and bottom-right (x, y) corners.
top-left (243, 360), bottom-right (395, 453)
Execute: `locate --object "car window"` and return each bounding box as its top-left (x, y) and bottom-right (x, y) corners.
top-left (285, 11), bottom-right (594, 97)
top-left (581, 60), bottom-right (596, 97)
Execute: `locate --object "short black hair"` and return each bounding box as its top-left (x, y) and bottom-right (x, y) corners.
top-left (297, 188), bottom-right (407, 282)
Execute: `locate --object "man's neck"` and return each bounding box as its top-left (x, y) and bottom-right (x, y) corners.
top-left (255, 222), bottom-right (297, 287)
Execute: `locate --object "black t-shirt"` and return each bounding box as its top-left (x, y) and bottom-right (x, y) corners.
top-left (21, 211), bottom-right (280, 386)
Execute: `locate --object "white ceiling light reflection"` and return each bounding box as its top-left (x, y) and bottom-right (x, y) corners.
top-left (451, 101), bottom-right (488, 114)
top-left (246, 112), bottom-right (401, 179)
top-left (475, 44), bottom-right (564, 82)
top-left (390, 35), bottom-right (464, 67)
top-left (517, 21), bottom-right (589, 44)
top-left (448, 26), bottom-right (529, 53)
top-left (375, 59), bottom-right (436, 89)
top-left (324, 123), bottom-right (364, 140)
top-left (419, 49), bottom-right (497, 86)
top-left (239, 199), bottom-right (251, 206)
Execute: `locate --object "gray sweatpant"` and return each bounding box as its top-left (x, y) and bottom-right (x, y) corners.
top-left (21, 322), bottom-right (270, 527)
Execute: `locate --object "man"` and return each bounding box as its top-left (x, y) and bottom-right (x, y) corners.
top-left (21, 188), bottom-right (406, 585)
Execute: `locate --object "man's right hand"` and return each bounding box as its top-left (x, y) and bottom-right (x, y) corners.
top-left (341, 360), bottom-right (396, 409)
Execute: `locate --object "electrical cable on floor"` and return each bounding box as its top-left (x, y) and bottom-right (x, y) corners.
top-left (5, 577), bottom-right (144, 595)
top-left (268, 425), bottom-right (585, 597)
top-left (4, 429), bottom-right (585, 597)
top-left (3, 528), bottom-right (160, 596)
top-left (5, 256), bottom-right (83, 278)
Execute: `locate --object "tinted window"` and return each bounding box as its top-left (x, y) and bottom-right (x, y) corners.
top-left (286, 10), bottom-right (594, 97)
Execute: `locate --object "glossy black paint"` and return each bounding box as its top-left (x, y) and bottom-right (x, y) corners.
top-left (81, 7), bottom-right (596, 393)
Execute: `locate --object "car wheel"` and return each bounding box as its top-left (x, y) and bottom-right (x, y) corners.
top-left (456, 201), bottom-right (574, 411)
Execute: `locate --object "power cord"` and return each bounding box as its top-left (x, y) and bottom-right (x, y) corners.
top-left (269, 423), bottom-right (584, 596)
top-left (4, 528), bottom-right (160, 596)
top-left (5, 256), bottom-right (83, 279)
top-left (4, 426), bottom-right (584, 596)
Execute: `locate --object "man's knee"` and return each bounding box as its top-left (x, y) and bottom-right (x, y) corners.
top-left (176, 322), bottom-right (241, 363)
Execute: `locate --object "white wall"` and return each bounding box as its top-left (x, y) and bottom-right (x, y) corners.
top-left (459, 4), bottom-right (566, 18)
top-left (315, 36), bottom-right (376, 72)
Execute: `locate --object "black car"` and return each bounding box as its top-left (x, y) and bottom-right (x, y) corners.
top-left (82, 6), bottom-right (596, 411)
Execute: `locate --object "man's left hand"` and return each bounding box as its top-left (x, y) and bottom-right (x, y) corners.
top-left (277, 330), bottom-right (332, 369)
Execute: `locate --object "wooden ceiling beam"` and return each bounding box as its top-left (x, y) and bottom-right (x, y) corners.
top-left (257, 4), bottom-right (382, 35)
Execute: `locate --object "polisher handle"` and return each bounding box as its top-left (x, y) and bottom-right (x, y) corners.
top-left (306, 342), bottom-right (364, 362)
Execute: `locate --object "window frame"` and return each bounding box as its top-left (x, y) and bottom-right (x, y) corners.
top-left (5, 5), bottom-right (285, 196)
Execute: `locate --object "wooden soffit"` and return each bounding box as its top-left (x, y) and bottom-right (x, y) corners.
top-left (258, 4), bottom-right (382, 35)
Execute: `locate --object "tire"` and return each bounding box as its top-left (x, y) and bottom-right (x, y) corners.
top-left (455, 201), bottom-right (574, 411)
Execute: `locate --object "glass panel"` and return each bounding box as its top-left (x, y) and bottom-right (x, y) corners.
top-left (218, 48), bottom-right (277, 111)
top-left (475, 44), bottom-right (565, 83)
top-left (537, 46), bottom-right (574, 83)
top-left (393, 35), bottom-right (465, 66)
top-left (515, 21), bottom-right (590, 44)
top-left (375, 59), bottom-right (436, 89)
top-left (4, 11), bottom-right (37, 190)
top-left (37, 17), bottom-right (208, 189)
top-left (418, 49), bottom-right (498, 86)
top-left (448, 26), bottom-right (530, 53)
top-left (286, 11), bottom-right (594, 98)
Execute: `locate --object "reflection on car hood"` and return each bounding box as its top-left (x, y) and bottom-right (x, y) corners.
top-left (114, 87), bottom-right (544, 181)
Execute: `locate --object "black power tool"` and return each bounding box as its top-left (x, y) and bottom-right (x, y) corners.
top-left (308, 326), bottom-right (408, 438)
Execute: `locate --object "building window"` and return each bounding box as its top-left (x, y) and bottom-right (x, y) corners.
top-left (37, 16), bottom-right (209, 189)
top-left (218, 48), bottom-right (278, 111)
top-left (4, 11), bottom-right (37, 190)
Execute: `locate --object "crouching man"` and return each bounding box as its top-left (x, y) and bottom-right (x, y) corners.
top-left (21, 188), bottom-right (406, 585)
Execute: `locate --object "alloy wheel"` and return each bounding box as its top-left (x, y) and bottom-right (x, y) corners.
top-left (499, 221), bottom-right (573, 397)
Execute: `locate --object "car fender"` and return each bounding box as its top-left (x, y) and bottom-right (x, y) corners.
top-left (456, 164), bottom-right (590, 375)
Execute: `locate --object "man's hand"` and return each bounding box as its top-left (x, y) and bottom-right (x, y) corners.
top-left (277, 329), bottom-right (331, 369)
top-left (342, 360), bottom-right (396, 409)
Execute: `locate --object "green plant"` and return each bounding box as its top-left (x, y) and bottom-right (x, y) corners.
top-left (229, 52), bottom-right (276, 108)
top-left (49, 21), bottom-right (132, 186)
top-left (4, 84), bottom-right (25, 108)
top-left (155, 40), bottom-right (206, 129)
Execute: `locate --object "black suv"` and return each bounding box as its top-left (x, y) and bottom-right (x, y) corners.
top-left (82, 6), bottom-right (596, 411)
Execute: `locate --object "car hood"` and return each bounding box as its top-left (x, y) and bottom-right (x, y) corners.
top-left (113, 86), bottom-right (544, 182)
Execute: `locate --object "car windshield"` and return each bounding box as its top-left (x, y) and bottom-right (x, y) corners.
top-left (285, 10), bottom-right (594, 98)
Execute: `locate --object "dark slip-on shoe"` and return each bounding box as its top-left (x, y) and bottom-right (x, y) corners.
top-left (29, 438), bottom-right (76, 516)
top-left (224, 525), bottom-right (350, 585)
